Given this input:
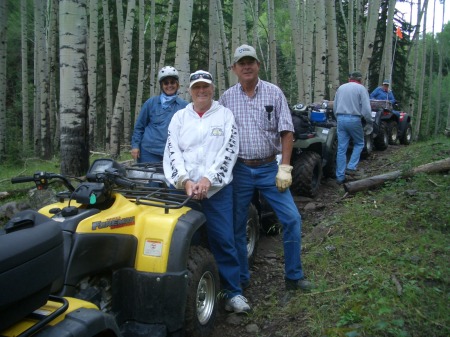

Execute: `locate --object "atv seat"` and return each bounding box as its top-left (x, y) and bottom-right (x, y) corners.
top-left (0, 210), bottom-right (64, 331)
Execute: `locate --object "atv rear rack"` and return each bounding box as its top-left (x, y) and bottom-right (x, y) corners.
top-left (115, 187), bottom-right (193, 214)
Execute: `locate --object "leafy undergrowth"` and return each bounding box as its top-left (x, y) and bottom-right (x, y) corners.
top-left (214, 137), bottom-right (449, 337)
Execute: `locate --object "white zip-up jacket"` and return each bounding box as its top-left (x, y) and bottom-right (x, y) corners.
top-left (163, 100), bottom-right (239, 197)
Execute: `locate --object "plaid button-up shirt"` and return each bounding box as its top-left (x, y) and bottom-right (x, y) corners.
top-left (219, 78), bottom-right (294, 160)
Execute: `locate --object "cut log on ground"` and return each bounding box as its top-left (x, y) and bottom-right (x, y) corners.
top-left (343, 157), bottom-right (450, 194)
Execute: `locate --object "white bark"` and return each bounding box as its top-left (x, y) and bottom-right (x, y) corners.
top-left (268, 0), bottom-right (277, 85)
top-left (359, 0), bottom-right (382, 84)
top-left (289, 0), bottom-right (305, 101)
top-left (59, 0), bottom-right (89, 175)
top-left (174, 0), bottom-right (193, 100)
top-left (325, 0), bottom-right (340, 99)
top-left (314, 0), bottom-right (326, 102)
top-left (88, 0), bottom-right (99, 149)
top-left (102, 0), bottom-right (113, 151)
top-left (110, 0), bottom-right (136, 157)
top-left (134, 0), bottom-right (145, 123)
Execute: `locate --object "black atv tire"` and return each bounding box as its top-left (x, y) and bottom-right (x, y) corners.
top-left (246, 203), bottom-right (260, 267)
top-left (387, 120), bottom-right (398, 145)
top-left (323, 138), bottom-right (337, 178)
top-left (360, 134), bottom-right (373, 159)
top-left (400, 123), bottom-right (412, 145)
top-left (291, 151), bottom-right (322, 198)
top-left (184, 246), bottom-right (219, 337)
top-left (373, 121), bottom-right (389, 150)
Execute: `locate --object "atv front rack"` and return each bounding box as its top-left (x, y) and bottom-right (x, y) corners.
top-left (115, 187), bottom-right (193, 214)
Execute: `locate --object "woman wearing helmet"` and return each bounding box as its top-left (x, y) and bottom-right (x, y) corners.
top-left (131, 66), bottom-right (188, 163)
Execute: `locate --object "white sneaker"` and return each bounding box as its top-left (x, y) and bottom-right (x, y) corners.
top-left (225, 295), bottom-right (251, 313)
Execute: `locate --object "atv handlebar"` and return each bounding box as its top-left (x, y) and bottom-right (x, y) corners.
top-left (11, 172), bottom-right (76, 192)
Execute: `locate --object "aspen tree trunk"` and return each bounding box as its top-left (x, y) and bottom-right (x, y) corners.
top-left (33, 1), bottom-right (42, 156)
top-left (156, 0), bottom-right (174, 77)
top-left (0, 0), bottom-right (6, 160)
top-left (230, 0), bottom-right (246, 86)
top-left (313, 0), bottom-right (326, 102)
top-left (289, 0), bottom-right (305, 101)
top-left (425, 0), bottom-right (436, 136)
top-left (116, 0), bottom-right (124, 59)
top-left (174, 0), bottom-right (193, 100)
top-left (149, 0), bottom-right (156, 97)
top-left (21, 0), bottom-right (29, 153)
top-left (88, 0), bottom-right (98, 149)
top-left (381, 0), bottom-right (396, 84)
top-left (217, 0), bottom-right (231, 75)
top-left (325, 0), bottom-right (340, 99)
top-left (303, 0), bottom-right (314, 103)
top-left (359, 0), bottom-right (381, 83)
top-left (134, 0), bottom-right (145, 124)
top-left (49, 0), bottom-right (59, 151)
top-left (37, 1), bottom-right (51, 159)
top-left (355, 0), bottom-right (363, 66)
top-left (209, 0), bottom-right (219, 81)
top-left (59, 0), bottom-right (89, 176)
top-left (102, 0), bottom-right (113, 151)
top-left (347, 0), bottom-right (355, 72)
top-left (251, 0), bottom-right (259, 46)
top-left (110, 0), bottom-right (136, 157)
top-left (268, 0), bottom-right (277, 85)
top-left (413, 6), bottom-right (428, 141)
top-left (435, 0), bottom-right (444, 135)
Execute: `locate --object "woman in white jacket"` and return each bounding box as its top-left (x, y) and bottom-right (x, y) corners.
top-left (163, 70), bottom-right (250, 314)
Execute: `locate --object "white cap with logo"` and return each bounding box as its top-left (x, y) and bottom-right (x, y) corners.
top-left (233, 44), bottom-right (259, 64)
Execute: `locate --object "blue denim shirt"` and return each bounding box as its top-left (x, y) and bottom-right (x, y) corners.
top-left (131, 95), bottom-right (188, 156)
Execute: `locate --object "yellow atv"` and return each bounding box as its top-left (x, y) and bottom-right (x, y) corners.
top-left (3, 159), bottom-right (258, 337)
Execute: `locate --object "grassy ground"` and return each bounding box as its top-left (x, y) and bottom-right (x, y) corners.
top-left (250, 137), bottom-right (450, 336)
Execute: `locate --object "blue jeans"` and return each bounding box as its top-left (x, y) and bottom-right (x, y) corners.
top-left (138, 147), bottom-right (163, 164)
top-left (201, 184), bottom-right (242, 298)
top-left (232, 161), bottom-right (304, 283)
top-left (336, 115), bottom-right (364, 182)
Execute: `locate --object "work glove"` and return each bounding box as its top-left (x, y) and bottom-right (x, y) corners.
top-left (364, 124), bottom-right (373, 135)
top-left (276, 164), bottom-right (293, 192)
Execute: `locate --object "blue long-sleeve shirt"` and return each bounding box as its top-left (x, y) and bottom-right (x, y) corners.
top-left (370, 86), bottom-right (396, 104)
top-left (131, 95), bottom-right (188, 156)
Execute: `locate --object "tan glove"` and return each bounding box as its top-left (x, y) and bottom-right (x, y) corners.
top-left (276, 164), bottom-right (293, 192)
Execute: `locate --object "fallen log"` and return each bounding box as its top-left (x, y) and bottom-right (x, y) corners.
top-left (343, 157), bottom-right (450, 194)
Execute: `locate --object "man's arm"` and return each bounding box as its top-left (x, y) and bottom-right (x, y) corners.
top-left (280, 131), bottom-right (293, 165)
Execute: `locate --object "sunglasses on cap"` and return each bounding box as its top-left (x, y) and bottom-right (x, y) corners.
top-left (190, 72), bottom-right (213, 82)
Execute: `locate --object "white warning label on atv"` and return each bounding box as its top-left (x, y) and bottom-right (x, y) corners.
top-left (144, 239), bottom-right (163, 256)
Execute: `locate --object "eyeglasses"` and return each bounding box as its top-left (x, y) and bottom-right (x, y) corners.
top-left (162, 79), bottom-right (177, 86)
top-left (190, 72), bottom-right (213, 82)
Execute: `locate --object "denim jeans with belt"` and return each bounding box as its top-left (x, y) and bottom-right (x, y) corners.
top-left (201, 183), bottom-right (242, 298)
top-left (336, 114), bottom-right (364, 182)
top-left (232, 160), bottom-right (304, 283)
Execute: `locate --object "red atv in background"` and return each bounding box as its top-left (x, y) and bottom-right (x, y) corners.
top-left (370, 100), bottom-right (412, 146)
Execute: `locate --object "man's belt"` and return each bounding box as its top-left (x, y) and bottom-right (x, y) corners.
top-left (237, 155), bottom-right (276, 167)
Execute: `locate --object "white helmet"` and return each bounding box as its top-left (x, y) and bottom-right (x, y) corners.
top-left (158, 66), bottom-right (179, 83)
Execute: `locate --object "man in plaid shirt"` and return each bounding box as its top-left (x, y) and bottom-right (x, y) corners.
top-left (219, 44), bottom-right (314, 293)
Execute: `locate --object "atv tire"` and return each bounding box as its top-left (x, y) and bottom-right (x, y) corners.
top-left (246, 203), bottom-right (260, 267)
top-left (373, 121), bottom-right (389, 150)
top-left (323, 138), bottom-right (337, 178)
top-left (184, 246), bottom-right (219, 337)
top-left (387, 121), bottom-right (398, 145)
top-left (291, 151), bottom-right (322, 198)
top-left (400, 123), bottom-right (412, 145)
top-left (360, 134), bottom-right (373, 159)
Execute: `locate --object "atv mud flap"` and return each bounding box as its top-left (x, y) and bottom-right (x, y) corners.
top-left (112, 268), bottom-right (188, 335)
